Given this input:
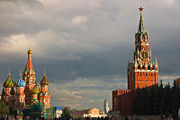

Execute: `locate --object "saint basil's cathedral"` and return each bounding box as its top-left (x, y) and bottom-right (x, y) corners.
top-left (1, 49), bottom-right (50, 111)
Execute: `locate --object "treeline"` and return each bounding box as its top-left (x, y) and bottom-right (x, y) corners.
top-left (133, 80), bottom-right (180, 119)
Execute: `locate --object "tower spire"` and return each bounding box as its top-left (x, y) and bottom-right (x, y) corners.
top-left (155, 56), bottom-right (158, 67)
top-left (44, 69), bottom-right (47, 77)
top-left (23, 49), bottom-right (36, 105)
top-left (8, 66), bottom-right (11, 76)
top-left (138, 7), bottom-right (145, 33)
top-left (27, 49), bottom-right (32, 60)
top-left (25, 49), bottom-right (33, 70)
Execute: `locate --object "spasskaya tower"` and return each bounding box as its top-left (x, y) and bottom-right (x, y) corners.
top-left (127, 7), bottom-right (158, 90)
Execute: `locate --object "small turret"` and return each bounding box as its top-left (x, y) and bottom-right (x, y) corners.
top-left (15, 72), bottom-right (26, 109)
top-left (39, 70), bottom-right (50, 110)
top-left (135, 56), bottom-right (138, 67)
top-left (155, 56), bottom-right (158, 67)
top-left (155, 56), bottom-right (158, 71)
top-left (145, 61), bottom-right (148, 70)
top-left (40, 71), bottom-right (49, 86)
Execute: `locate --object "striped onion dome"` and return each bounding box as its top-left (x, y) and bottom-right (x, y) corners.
top-left (3, 72), bottom-right (14, 88)
top-left (31, 86), bottom-right (40, 94)
top-left (16, 72), bottom-right (25, 87)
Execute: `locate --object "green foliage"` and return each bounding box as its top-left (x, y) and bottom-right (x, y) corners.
top-left (31, 103), bottom-right (45, 112)
top-left (172, 83), bottom-right (180, 119)
top-left (62, 107), bottom-right (71, 120)
top-left (133, 80), bottom-right (180, 119)
top-left (160, 83), bottom-right (173, 116)
top-left (0, 101), bottom-right (9, 117)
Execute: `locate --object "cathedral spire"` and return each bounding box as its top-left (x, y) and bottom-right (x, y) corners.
top-left (44, 69), bottom-right (47, 77)
top-left (23, 49), bottom-right (36, 105)
top-left (25, 49), bottom-right (33, 70)
top-left (138, 7), bottom-right (145, 33)
top-left (27, 49), bottom-right (32, 60)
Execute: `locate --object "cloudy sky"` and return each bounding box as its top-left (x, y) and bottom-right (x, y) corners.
top-left (0, 0), bottom-right (180, 110)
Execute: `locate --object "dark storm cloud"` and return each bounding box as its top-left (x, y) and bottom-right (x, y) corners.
top-left (0, 0), bottom-right (180, 109)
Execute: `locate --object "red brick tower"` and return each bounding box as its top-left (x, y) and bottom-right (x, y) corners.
top-left (112, 7), bottom-right (159, 115)
top-left (127, 7), bottom-right (158, 90)
top-left (15, 72), bottom-right (26, 108)
top-left (23, 49), bottom-right (37, 105)
top-left (39, 71), bottom-right (50, 110)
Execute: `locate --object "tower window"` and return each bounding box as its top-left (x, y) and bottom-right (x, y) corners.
top-left (138, 65), bottom-right (140, 69)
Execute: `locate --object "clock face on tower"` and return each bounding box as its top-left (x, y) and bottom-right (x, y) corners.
top-left (140, 50), bottom-right (148, 59)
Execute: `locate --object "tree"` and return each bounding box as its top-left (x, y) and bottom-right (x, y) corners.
top-left (0, 101), bottom-right (9, 117)
top-left (61, 107), bottom-right (71, 120)
top-left (172, 81), bottom-right (180, 119)
top-left (146, 86), bottom-right (156, 115)
top-left (160, 83), bottom-right (173, 116)
top-left (153, 86), bottom-right (161, 115)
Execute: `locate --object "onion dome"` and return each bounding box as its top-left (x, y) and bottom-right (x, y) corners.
top-left (40, 71), bottom-right (49, 85)
top-left (3, 72), bottom-right (14, 88)
top-left (31, 86), bottom-right (39, 94)
top-left (16, 72), bottom-right (26, 87)
top-left (27, 49), bottom-right (32, 54)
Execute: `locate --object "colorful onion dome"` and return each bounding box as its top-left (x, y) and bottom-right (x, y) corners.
top-left (3, 72), bottom-right (14, 88)
top-left (40, 71), bottom-right (49, 85)
top-left (31, 86), bottom-right (39, 94)
top-left (16, 72), bottom-right (25, 87)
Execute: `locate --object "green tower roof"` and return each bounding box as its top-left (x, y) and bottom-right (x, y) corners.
top-left (138, 7), bottom-right (145, 33)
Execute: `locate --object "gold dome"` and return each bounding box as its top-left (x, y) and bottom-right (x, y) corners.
top-left (31, 86), bottom-right (39, 94)
top-left (27, 49), bottom-right (32, 54)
